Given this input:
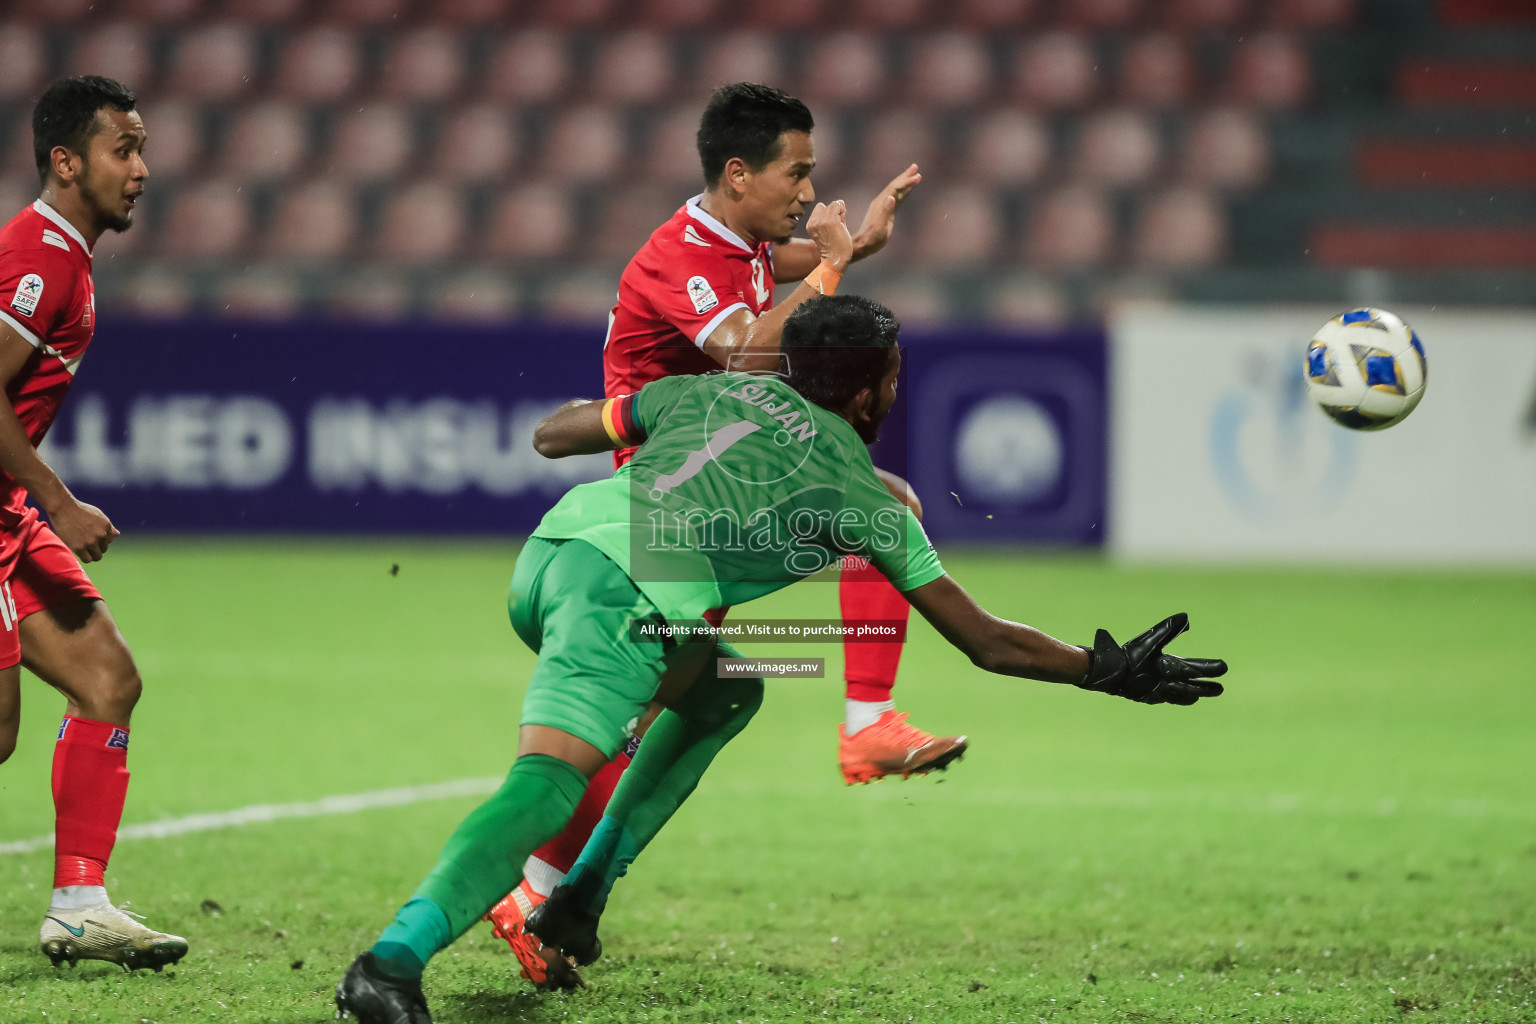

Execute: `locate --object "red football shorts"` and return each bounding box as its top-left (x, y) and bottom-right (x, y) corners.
top-left (0, 506), bottom-right (101, 670)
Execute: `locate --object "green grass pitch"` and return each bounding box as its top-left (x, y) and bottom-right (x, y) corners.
top-left (0, 539), bottom-right (1532, 1023)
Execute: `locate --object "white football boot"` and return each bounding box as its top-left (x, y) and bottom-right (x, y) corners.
top-left (40, 901), bottom-right (188, 971)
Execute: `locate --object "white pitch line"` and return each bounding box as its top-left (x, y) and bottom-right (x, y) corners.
top-left (0, 776), bottom-right (502, 857)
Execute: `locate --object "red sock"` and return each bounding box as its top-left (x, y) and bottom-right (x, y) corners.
top-left (529, 746), bottom-right (632, 874)
top-left (52, 716), bottom-right (131, 889)
top-left (840, 556), bottom-right (911, 703)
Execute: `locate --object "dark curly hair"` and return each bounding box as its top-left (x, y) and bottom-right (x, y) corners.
top-left (781, 295), bottom-right (900, 413)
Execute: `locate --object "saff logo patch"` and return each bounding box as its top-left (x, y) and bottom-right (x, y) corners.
top-left (10, 273), bottom-right (42, 317)
top-left (686, 275), bottom-right (718, 315)
top-left (107, 728), bottom-right (130, 750)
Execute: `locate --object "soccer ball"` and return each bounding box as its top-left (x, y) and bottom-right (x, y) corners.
top-left (1304, 307), bottom-right (1427, 430)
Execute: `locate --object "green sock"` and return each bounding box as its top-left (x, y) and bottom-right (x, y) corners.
top-left (564, 674), bottom-right (763, 916)
top-left (370, 753), bottom-right (587, 976)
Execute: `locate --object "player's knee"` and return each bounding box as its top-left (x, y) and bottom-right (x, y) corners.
top-left (0, 724), bottom-right (16, 765)
top-left (84, 666), bottom-right (141, 721)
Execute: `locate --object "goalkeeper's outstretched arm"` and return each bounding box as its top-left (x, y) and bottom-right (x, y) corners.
top-left (903, 575), bottom-right (1228, 706)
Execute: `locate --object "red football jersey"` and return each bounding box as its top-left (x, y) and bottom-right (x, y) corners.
top-left (603, 195), bottom-right (775, 401)
top-left (0, 200), bottom-right (96, 514)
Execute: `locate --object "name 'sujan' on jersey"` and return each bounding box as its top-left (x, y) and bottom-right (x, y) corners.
top-left (724, 379), bottom-right (817, 443)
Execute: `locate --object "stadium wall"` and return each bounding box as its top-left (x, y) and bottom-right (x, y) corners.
top-left (39, 320), bottom-right (1107, 545)
top-left (1110, 305), bottom-right (1536, 565)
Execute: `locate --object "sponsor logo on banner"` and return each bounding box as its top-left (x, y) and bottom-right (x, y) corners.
top-left (686, 275), bottom-right (718, 314)
top-left (1208, 349), bottom-right (1356, 525)
top-left (10, 273), bottom-right (43, 317)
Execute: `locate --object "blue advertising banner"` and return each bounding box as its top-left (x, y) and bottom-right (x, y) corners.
top-left (40, 320), bottom-right (1105, 544)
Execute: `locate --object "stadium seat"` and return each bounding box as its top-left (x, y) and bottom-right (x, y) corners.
top-left (530, 0), bottom-right (618, 30)
top-left (541, 271), bottom-right (620, 323)
top-left (109, 265), bottom-right (196, 317)
top-left (273, 28), bottom-right (363, 102)
top-left (483, 182), bottom-right (577, 261)
top-left (1007, 32), bottom-right (1098, 109)
top-left (798, 33), bottom-right (888, 108)
top-left (139, 99), bottom-right (206, 179)
top-left (375, 182), bottom-right (467, 264)
top-left (320, 0), bottom-right (412, 26)
top-left (0, 120), bottom-right (35, 180)
top-left (865, 276), bottom-right (947, 326)
top-left (957, 108), bottom-right (1052, 185)
top-left (695, 34), bottom-right (787, 96)
top-left (745, 0), bottom-right (825, 31)
top-left (8, 0), bottom-right (98, 23)
top-left (325, 104), bottom-right (416, 182)
top-left (1073, 108), bottom-right (1161, 187)
top-left (379, 29), bottom-right (467, 104)
top-left (806, 112), bottom-right (847, 182)
top-left (429, 105), bottom-right (520, 184)
top-left (118, 0), bottom-right (205, 22)
top-left (0, 178), bottom-right (36, 222)
top-left (222, 0), bottom-right (309, 23)
top-left (0, 26), bottom-right (48, 100)
top-left (1162, 0), bottom-right (1248, 31)
top-left (538, 106), bottom-right (625, 184)
top-left (635, 0), bottom-right (721, 31)
top-left (1268, 0), bottom-right (1354, 30)
top-left (1059, 0), bottom-right (1144, 30)
top-left (592, 187), bottom-right (683, 262)
top-left (642, 105), bottom-right (707, 189)
top-left (264, 180), bottom-right (358, 262)
top-left (1179, 107), bottom-right (1269, 189)
top-left (847, 0), bottom-right (929, 30)
top-left (168, 25), bottom-right (259, 103)
top-left (1130, 185), bottom-right (1227, 268)
top-left (905, 184), bottom-right (1004, 268)
top-left (854, 111), bottom-right (938, 184)
top-left (1025, 184), bottom-right (1114, 268)
top-left (1118, 34), bottom-right (1196, 108)
top-left (160, 181), bottom-right (252, 260)
top-left (952, 0), bottom-right (1040, 30)
top-left (906, 33), bottom-right (995, 109)
top-left (590, 32), bottom-right (677, 107)
top-left (486, 32), bottom-right (573, 105)
top-left (220, 102), bottom-right (310, 182)
top-left (327, 269), bottom-right (413, 319)
top-left (1226, 33), bottom-right (1311, 109)
top-left (432, 0), bottom-right (515, 26)
top-left (215, 267), bottom-right (305, 319)
top-left (430, 269), bottom-right (521, 321)
top-left (68, 24), bottom-right (153, 92)
top-left (986, 274), bottom-right (1070, 326)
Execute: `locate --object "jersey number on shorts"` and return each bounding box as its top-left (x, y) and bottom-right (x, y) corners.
top-left (0, 582), bottom-right (17, 632)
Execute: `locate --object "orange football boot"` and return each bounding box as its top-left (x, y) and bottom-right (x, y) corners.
top-left (485, 880), bottom-right (560, 986)
top-left (838, 710), bottom-right (968, 785)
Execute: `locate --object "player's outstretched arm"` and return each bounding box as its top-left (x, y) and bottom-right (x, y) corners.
top-left (532, 399), bottom-right (615, 459)
top-left (701, 200), bottom-right (853, 374)
top-left (903, 575), bottom-right (1227, 705)
top-left (771, 165), bottom-right (923, 282)
top-left (0, 323), bottom-right (118, 562)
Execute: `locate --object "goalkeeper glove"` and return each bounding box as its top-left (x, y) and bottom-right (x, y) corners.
top-left (1078, 612), bottom-right (1227, 706)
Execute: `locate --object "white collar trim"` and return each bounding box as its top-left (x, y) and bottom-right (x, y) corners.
top-left (684, 195), bottom-right (753, 253)
top-left (32, 200), bottom-right (92, 256)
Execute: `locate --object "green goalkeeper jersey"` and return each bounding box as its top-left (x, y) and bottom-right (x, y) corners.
top-left (531, 372), bottom-right (945, 622)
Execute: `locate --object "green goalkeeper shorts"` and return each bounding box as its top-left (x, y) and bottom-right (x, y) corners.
top-left (509, 537), bottom-right (737, 757)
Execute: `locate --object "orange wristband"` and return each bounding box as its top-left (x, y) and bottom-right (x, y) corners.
top-left (804, 261), bottom-right (843, 296)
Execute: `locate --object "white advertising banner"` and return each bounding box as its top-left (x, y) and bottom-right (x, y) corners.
top-left (1110, 305), bottom-right (1536, 564)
